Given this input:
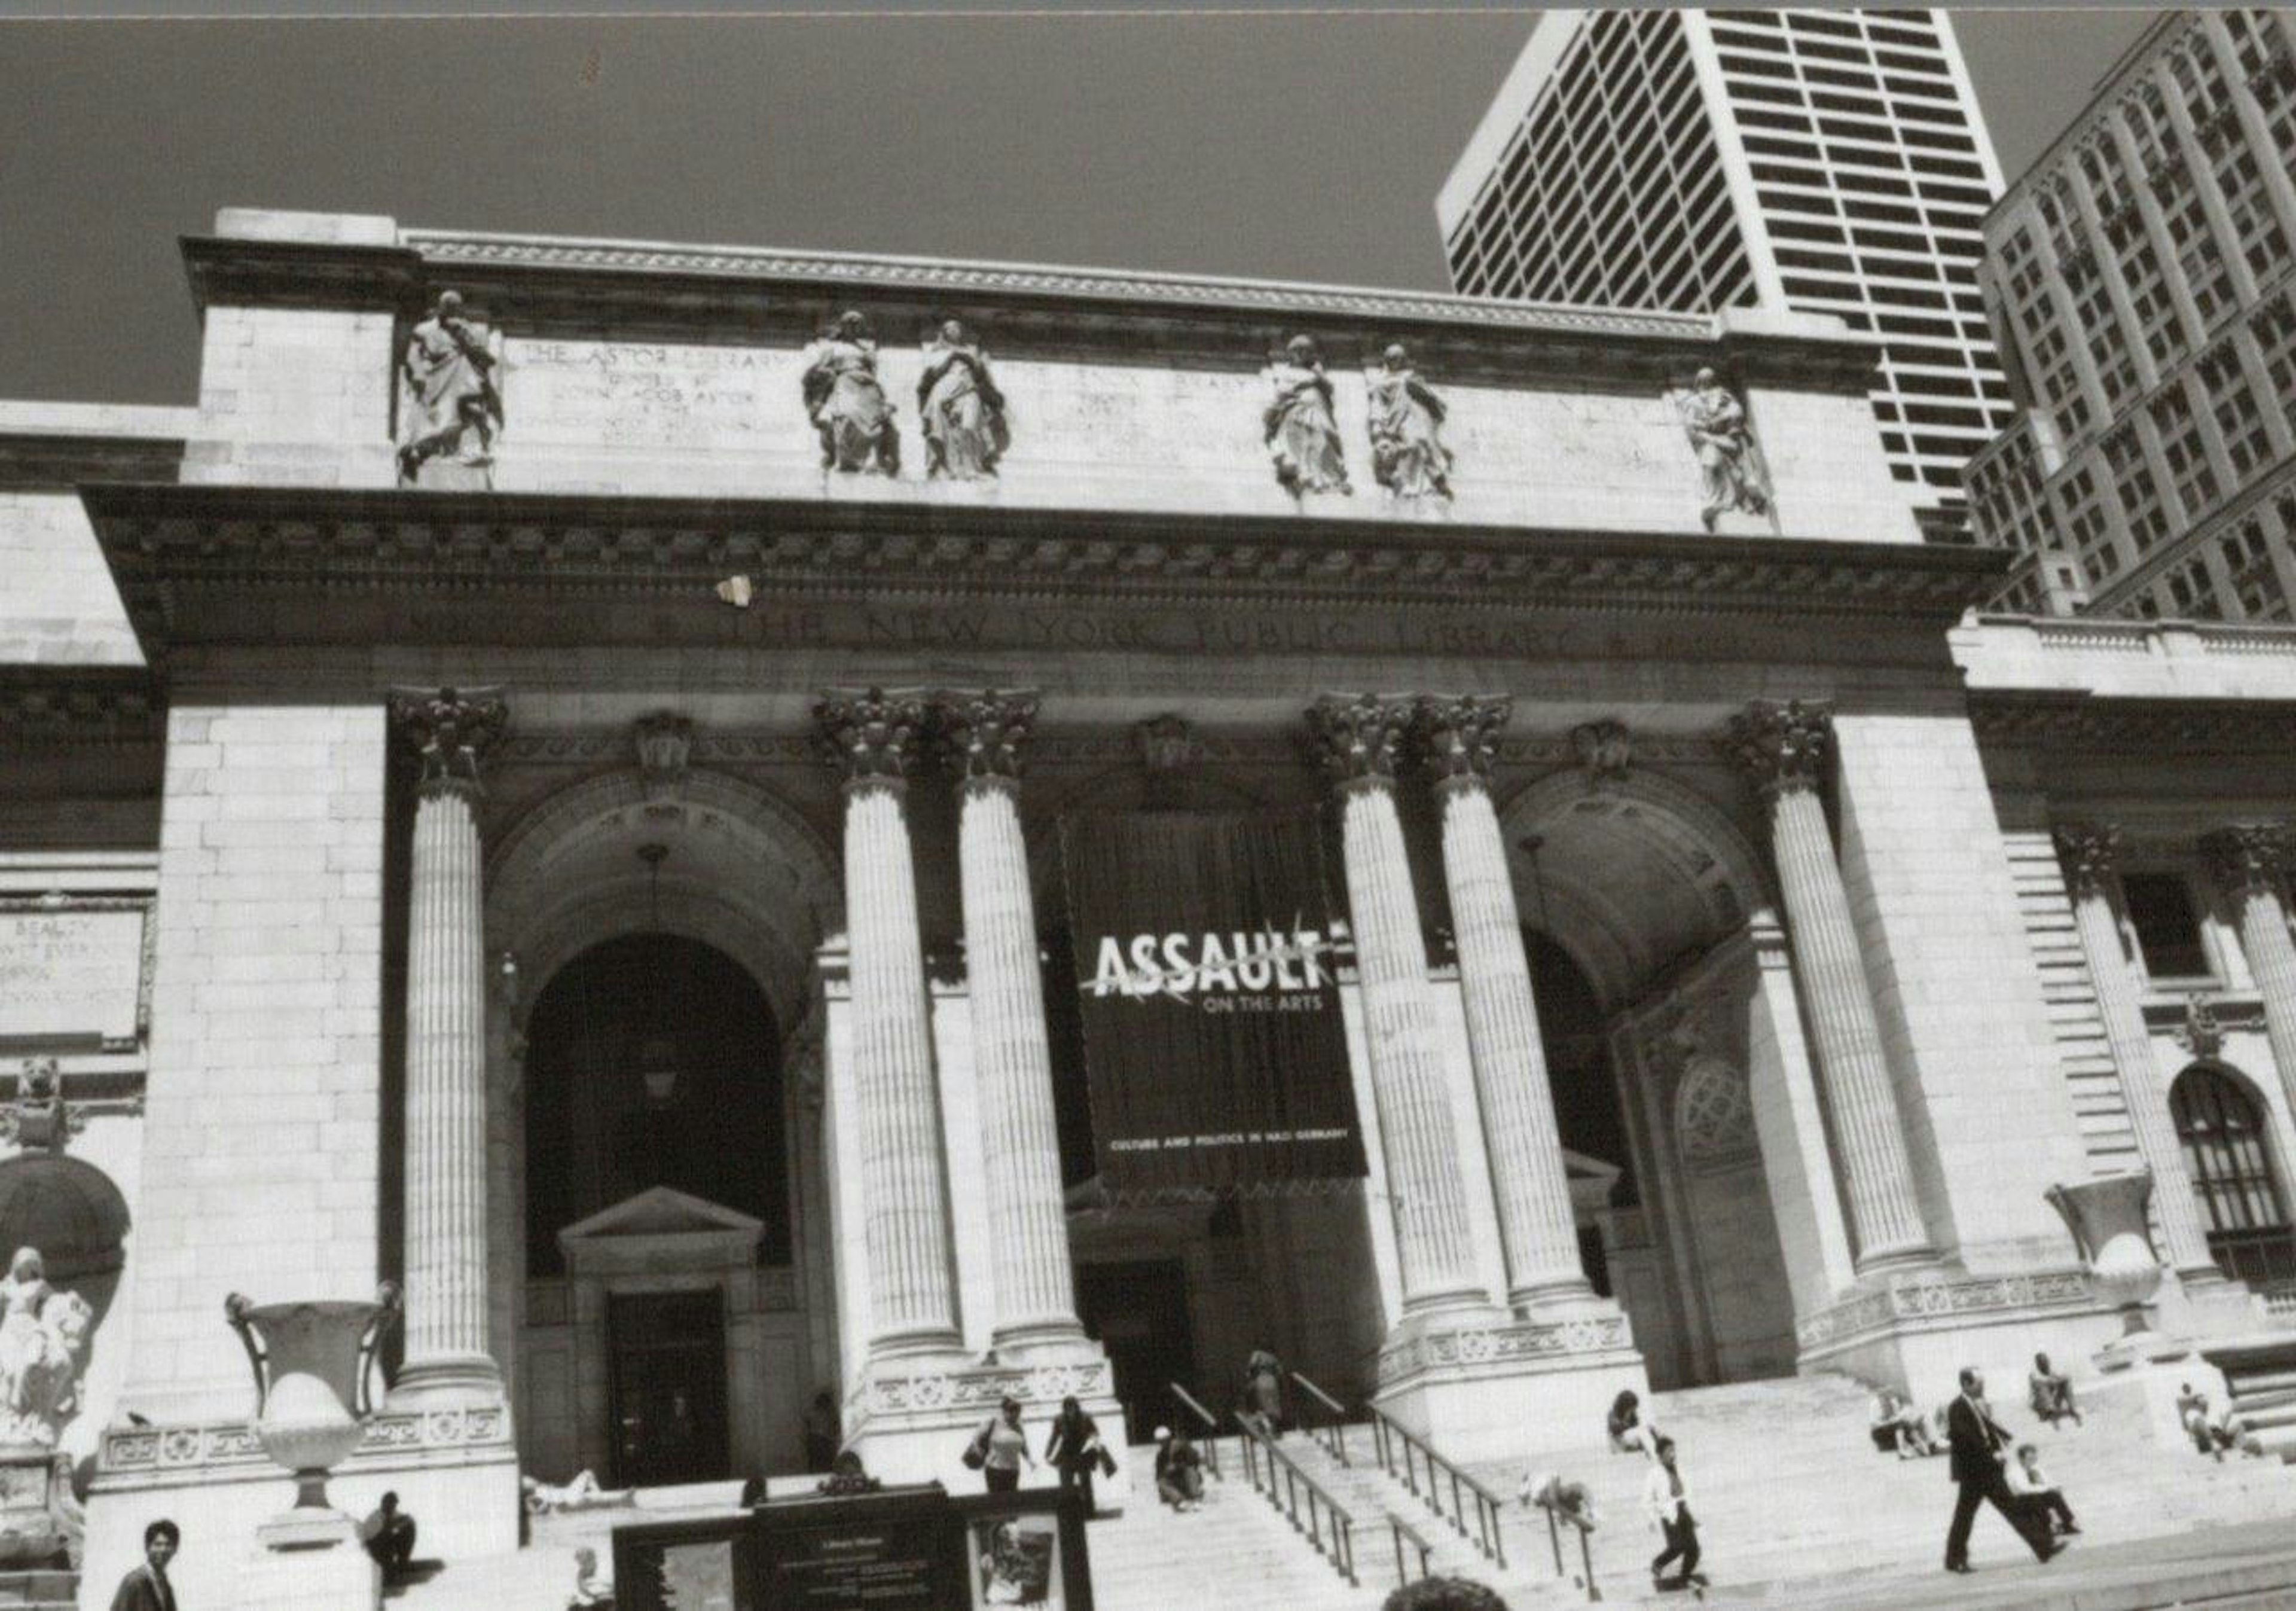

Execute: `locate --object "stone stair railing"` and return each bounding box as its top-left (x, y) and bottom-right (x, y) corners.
top-left (1236, 1417), bottom-right (1363, 1588)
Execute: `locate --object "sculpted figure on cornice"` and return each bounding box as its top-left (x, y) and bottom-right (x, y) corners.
top-left (802, 310), bottom-right (902, 477)
top-left (1678, 367), bottom-right (1772, 533)
top-left (916, 320), bottom-right (1009, 481)
top-left (1263, 334), bottom-right (1351, 498)
top-left (1364, 344), bottom-right (1453, 502)
top-left (396, 289), bottom-right (503, 490)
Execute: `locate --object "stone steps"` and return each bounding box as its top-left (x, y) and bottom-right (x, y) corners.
top-left (0, 1570), bottom-right (74, 1611)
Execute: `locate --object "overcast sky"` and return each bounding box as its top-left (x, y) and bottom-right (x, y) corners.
top-left (0, 6), bottom-right (2157, 406)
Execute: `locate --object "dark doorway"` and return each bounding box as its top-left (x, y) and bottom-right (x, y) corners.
top-left (608, 1289), bottom-right (730, 1488)
top-left (524, 935), bottom-right (787, 1276)
top-left (1077, 1260), bottom-right (1197, 1445)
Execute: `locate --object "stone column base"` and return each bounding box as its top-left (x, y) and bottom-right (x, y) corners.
top-left (0, 1450), bottom-right (75, 1570)
top-left (84, 1404), bottom-right (520, 1611)
top-left (2086, 1345), bottom-right (2228, 1451)
top-left (1373, 1310), bottom-right (1646, 1466)
top-left (1794, 1265), bottom-right (2121, 1394)
top-left (236, 1540), bottom-right (380, 1611)
top-left (2157, 1269), bottom-right (2270, 1341)
top-left (387, 1353), bottom-right (506, 1409)
top-left (843, 1354), bottom-right (1132, 1512)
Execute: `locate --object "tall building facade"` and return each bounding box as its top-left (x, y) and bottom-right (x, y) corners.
top-left (1969, 10), bottom-right (2296, 622)
top-left (1437, 8), bottom-right (2015, 533)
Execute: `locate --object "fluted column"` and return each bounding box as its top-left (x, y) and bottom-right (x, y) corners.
top-left (1422, 696), bottom-right (1592, 1311)
top-left (1726, 701), bottom-right (1931, 1273)
top-left (390, 686), bottom-right (506, 1401)
top-left (2055, 825), bottom-right (2221, 1281)
top-left (941, 691), bottom-right (1086, 1353)
top-left (817, 689), bottom-right (961, 1359)
top-left (2204, 823), bottom-right (2296, 1121)
top-left (1309, 694), bottom-right (1485, 1320)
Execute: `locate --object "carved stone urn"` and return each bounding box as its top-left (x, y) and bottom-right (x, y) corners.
top-left (226, 1283), bottom-right (400, 1547)
top-left (2045, 1173), bottom-right (2172, 1355)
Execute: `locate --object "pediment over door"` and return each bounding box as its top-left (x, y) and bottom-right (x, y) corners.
top-left (557, 1185), bottom-right (765, 1277)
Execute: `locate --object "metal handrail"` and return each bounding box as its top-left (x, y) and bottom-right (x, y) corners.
top-left (1385, 1512), bottom-right (1436, 1589)
top-left (1167, 1382), bottom-right (1224, 1482)
top-left (1288, 1370), bottom-right (1353, 1466)
top-left (1367, 1402), bottom-right (1509, 1569)
top-left (1238, 1424), bottom-right (1358, 1586)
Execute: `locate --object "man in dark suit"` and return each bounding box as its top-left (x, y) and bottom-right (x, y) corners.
top-left (109, 1518), bottom-right (178, 1611)
top-left (1944, 1368), bottom-right (2059, 1574)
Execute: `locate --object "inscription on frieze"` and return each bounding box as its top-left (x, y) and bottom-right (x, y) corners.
top-left (0, 906), bottom-right (147, 1046)
top-left (505, 340), bottom-right (795, 451)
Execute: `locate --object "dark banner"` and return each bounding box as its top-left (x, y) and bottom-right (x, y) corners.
top-left (1058, 810), bottom-right (1366, 1200)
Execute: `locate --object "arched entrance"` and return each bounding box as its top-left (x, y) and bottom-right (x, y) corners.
top-left (486, 764), bottom-right (843, 1485)
top-left (1503, 764), bottom-right (1800, 1388)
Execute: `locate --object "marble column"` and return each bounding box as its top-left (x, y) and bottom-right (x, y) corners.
top-left (817, 689), bottom-right (962, 1359)
top-left (941, 691), bottom-right (1086, 1353)
top-left (390, 686), bottom-right (508, 1402)
top-left (1421, 695), bottom-right (1593, 1311)
top-left (1309, 694), bottom-right (1486, 1321)
top-left (2203, 823), bottom-right (2296, 1120)
top-left (2054, 825), bottom-right (2221, 1282)
top-left (1726, 700), bottom-right (1931, 1273)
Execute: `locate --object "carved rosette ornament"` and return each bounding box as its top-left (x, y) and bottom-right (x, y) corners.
top-left (939, 691), bottom-right (1038, 795)
top-left (1419, 695), bottom-right (1509, 795)
top-left (2202, 823), bottom-right (2293, 900)
top-left (389, 686), bottom-right (507, 798)
top-left (2053, 823), bottom-right (2124, 896)
top-left (1723, 699), bottom-right (1832, 799)
top-left (814, 688), bottom-right (929, 793)
top-left (1307, 694), bottom-right (1413, 792)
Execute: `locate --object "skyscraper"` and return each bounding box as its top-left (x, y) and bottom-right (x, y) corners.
top-left (1437, 8), bottom-right (2014, 533)
top-left (1968, 10), bottom-right (2296, 621)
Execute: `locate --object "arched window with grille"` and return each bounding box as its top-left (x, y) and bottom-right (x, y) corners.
top-left (2169, 1064), bottom-right (2296, 1289)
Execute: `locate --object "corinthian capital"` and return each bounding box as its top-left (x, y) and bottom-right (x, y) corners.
top-left (939, 689), bottom-right (1039, 790)
top-left (1723, 699), bottom-right (1831, 800)
top-left (389, 685), bottom-right (506, 797)
top-left (1419, 694), bottom-right (1510, 792)
top-left (2202, 823), bottom-right (2294, 901)
top-left (2052, 823), bottom-right (2124, 896)
top-left (815, 687), bottom-right (929, 791)
top-left (1307, 694), bottom-right (1413, 791)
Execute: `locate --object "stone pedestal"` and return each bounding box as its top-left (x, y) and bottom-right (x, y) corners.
top-left (1373, 1315), bottom-right (1647, 1466)
top-left (0, 1451), bottom-right (73, 1570)
top-left (839, 1359), bottom-right (1132, 1514)
top-left (235, 1542), bottom-right (381, 1611)
top-left (2087, 1351), bottom-right (2228, 1454)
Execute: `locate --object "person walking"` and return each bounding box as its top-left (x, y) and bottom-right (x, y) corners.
top-left (968, 1396), bottom-right (1036, 1494)
top-left (109, 1520), bottom-right (179, 1611)
top-left (1044, 1395), bottom-right (1110, 1518)
top-left (1943, 1367), bottom-right (2059, 1575)
top-left (1644, 1436), bottom-right (1705, 1592)
top-left (1242, 1350), bottom-right (1286, 1438)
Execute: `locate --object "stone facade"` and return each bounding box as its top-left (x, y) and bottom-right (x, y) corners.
top-left (2, 209), bottom-right (2294, 1606)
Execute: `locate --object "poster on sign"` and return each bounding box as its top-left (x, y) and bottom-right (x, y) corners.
top-left (1058, 810), bottom-right (1366, 1199)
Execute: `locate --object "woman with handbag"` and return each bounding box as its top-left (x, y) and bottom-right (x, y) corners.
top-left (1044, 1396), bottom-right (1111, 1518)
top-left (967, 1396), bottom-right (1036, 1493)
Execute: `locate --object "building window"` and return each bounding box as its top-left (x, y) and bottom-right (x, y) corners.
top-left (2171, 1065), bottom-right (2296, 1289)
top-left (2121, 870), bottom-right (2213, 980)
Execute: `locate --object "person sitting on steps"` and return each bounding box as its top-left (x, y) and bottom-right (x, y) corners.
top-left (359, 1490), bottom-right (417, 1580)
top-left (1154, 1425), bottom-right (1206, 1510)
top-left (2005, 1442), bottom-right (2080, 1537)
top-left (1608, 1389), bottom-right (1660, 1459)
top-left (1871, 1388), bottom-right (1939, 1458)
top-left (567, 1545), bottom-right (614, 1610)
top-left (2028, 1353), bottom-right (2082, 1429)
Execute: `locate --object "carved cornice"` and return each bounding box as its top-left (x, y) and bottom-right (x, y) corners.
top-left (2202, 823), bottom-right (2294, 901)
top-left (814, 687), bottom-right (929, 790)
top-left (388, 685), bottom-right (507, 797)
top-left (1306, 694), bottom-right (1413, 791)
top-left (0, 669), bottom-right (160, 750)
top-left (1971, 691), bottom-right (2296, 758)
top-left (0, 431), bottom-right (182, 492)
top-left (1419, 694), bottom-right (1510, 789)
top-left (2053, 823), bottom-right (2124, 895)
top-left (939, 689), bottom-right (1039, 787)
top-left (1722, 700), bottom-right (1832, 800)
top-left (83, 483), bottom-right (2008, 666)
top-left (180, 235), bottom-right (425, 315)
